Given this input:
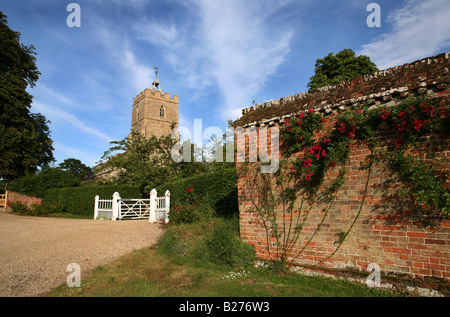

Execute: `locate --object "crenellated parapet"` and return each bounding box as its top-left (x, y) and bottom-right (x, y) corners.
top-left (133, 88), bottom-right (179, 105)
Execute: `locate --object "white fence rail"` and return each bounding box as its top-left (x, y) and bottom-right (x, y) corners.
top-left (94, 189), bottom-right (170, 223)
top-left (95, 197), bottom-right (114, 219)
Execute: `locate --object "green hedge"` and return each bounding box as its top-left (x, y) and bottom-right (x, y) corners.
top-left (33, 169), bottom-right (238, 219)
top-left (6, 167), bottom-right (81, 198)
top-left (157, 168), bottom-right (238, 218)
top-left (44, 185), bottom-right (141, 218)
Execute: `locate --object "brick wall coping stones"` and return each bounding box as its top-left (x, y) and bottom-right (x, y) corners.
top-left (234, 52), bottom-right (450, 128)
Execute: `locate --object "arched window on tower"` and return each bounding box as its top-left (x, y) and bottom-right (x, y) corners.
top-left (160, 106), bottom-right (165, 118)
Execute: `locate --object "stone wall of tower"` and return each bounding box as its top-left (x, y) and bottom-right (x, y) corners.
top-left (131, 88), bottom-right (179, 139)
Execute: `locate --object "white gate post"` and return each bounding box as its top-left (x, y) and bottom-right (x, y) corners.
top-left (94, 195), bottom-right (99, 220)
top-left (164, 190), bottom-right (170, 223)
top-left (149, 189), bottom-right (157, 223)
top-left (112, 192), bottom-right (121, 221)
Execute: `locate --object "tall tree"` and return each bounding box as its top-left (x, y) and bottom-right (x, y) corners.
top-left (307, 48), bottom-right (379, 90)
top-left (0, 12), bottom-right (54, 180)
top-left (59, 158), bottom-right (93, 181)
top-left (98, 129), bottom-right (210, 194)
top-left (7, 166), bottom-right (81, 198)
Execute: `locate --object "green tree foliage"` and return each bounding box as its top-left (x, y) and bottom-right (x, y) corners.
top-left (59, 158), bottom-right (93, 181)
top-left (0, 12), bottom-right (54, 180)
top-left (99, 130), bottom-right (208, 195)
top-left (307, 48), bottom-right (379, 90)
top-left (44, 185), bottom-right (141, 218)
top-left (203, 123), bottom-right (236, 174)
top-left (7, 166), bottom-right (81, 198)
top-left (159, 168), bottom-right (239, 219)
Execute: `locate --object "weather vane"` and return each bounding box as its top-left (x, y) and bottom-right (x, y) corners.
top-left (154, 66), bottom-right (159, 78)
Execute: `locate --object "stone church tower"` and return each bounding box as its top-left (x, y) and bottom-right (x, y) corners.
top-left (131, 73), bottom-right (179, 138)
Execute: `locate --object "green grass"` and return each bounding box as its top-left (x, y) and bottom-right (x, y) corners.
top-left (46, 219), bottom-right (404, 297)
top-left (47, 246), bottom-right (400, 297)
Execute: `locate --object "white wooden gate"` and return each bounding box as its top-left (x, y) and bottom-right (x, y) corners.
top-left (154, 196), bottom-right (167, 223)
top-left (94, 189), bottom-right (170, 223)
top-left (95, 197), bottom-right (113, 219)
top-left (118, 199), bottom-right (151, 220)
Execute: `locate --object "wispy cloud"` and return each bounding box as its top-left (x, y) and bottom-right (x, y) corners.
top-left (33, 83), bottom-right (77, 108)
top-left (84, 7), bottom-right (154, 95)
top-left (196, 0), bottom-right (295, 120)
top-left (132, 0), bottom-right (296, 120)
top-left (121, 49), bottom-right (154, 94)
top-left (131, 18), bottom-right (180, 48)
top-left (32, 101), bottom-right (115, 144)
top-left (53, 142), bottom-right (101, 167)
top-left (358, 0), bottom-right (450, 69)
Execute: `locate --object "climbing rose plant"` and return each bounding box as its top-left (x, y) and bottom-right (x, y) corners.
top-left (169, 185), bottom-right (212, 224)
top-left (251, 96), bottom-right (449, 268)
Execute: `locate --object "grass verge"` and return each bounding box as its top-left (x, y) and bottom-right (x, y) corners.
top-left (47, 218), bottom-right (404, 298)
top-left (47, 246), bottom-right (402, 297)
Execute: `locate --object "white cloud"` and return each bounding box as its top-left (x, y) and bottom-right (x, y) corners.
top-left (33, 83), bottom-right (77, 108)
top-left (32, 101), bottom-right (115, 144)
top-left (53, 142), bottom-right (100, 167)
top-left (195, 0), bottom-right (295, 120)
top-left (358, 0), bottom-right (450, 69)
top-left (30, 84), bottom-right (116, 144)
top-left (121, 49), bottom-right (154, 93)
top-left (131, 19), bottom-right (180, 48)
top-left (133, 0), bottom-right (295, 120)
top-left (84, 9), bottom-right (154, 95)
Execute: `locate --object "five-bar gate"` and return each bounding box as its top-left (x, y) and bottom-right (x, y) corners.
top-left (94, 189), bottom-right (170, 223)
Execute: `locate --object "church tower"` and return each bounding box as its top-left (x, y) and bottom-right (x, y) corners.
top-left (131, 70), bottom-right (179, 138)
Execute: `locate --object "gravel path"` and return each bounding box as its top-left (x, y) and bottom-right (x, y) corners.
top-left (0, 212), bottom-right (164, 297)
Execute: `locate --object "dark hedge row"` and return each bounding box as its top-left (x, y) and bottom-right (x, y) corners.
top-left (44, 185), bottom-right (141, 218)
top-left (22, 169), bottom-right (238, 219)
top-left (156, 168), bottom-right (239, 218)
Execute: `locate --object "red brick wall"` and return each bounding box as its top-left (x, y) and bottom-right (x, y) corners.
top-left (5, 191), bottom-right (43, 212)
top-left (235, 53), bottom-right (450, 282)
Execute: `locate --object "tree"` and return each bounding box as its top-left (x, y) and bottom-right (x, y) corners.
top-left (307, 48), bottom-right (379, 90)
top-left (7, 166), bottom-right (81, 198)
top-left (59, 158), bottom-right (93, 181)
top-left (99, 130), bottom-right (206, 194)
top-left (0, 12), bottom-right (54, 180)
top-left (203, 123), bottom-right (236, 174)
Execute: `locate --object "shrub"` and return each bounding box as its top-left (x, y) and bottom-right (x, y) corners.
top-left (201, 218), bottom-right (255, 268)
top-left (157, 220), bottom-right (214, 258)
top-left (157, 218), bottom-right (256, 268)
top-left (7, 167), bottom-right (81, 198)
top-left (8, 200), bottom-right (63, 216)
top-left (30, 200), bottom-right (63, 216)
top-left (169, 184), bottom-right (214, 224)
top-left (170, 202), bottom-right (214, 224)
top-left (158, 169), bottom-right (238, 219)
top-left (8, 201), bottom-right (29, 214)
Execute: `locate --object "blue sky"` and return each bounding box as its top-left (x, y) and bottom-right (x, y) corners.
top-left (2, 0), bottom-right (450, 168)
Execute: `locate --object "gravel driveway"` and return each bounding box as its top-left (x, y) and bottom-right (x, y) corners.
top-left (0, 212), bottom-right (164, 297)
